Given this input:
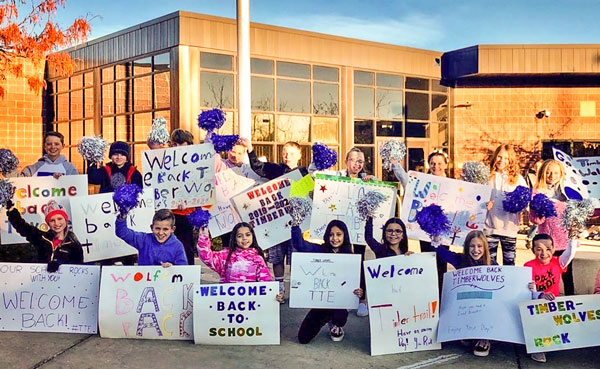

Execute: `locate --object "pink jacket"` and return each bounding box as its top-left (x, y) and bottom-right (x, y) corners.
top-left (529, 194), bottom-right (568, 251)
top-left (197, 234), bottom-right (273, 283)
top-left (595, 268), bottom-right (600, 294)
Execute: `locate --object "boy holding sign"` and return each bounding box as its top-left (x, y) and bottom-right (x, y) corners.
top-left (87, 141), bottom-right (143, 193)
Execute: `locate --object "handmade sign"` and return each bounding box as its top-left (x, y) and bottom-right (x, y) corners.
top-left (553, 148), bottom-right (600, 200)
top-left (0, 175), bottom-right (88, 244)
top-left (142, 143), bottom-right (215, 209)
top-left (309, 174), bottom-right (396, 245)
top-left (0, 263), bottom-right (100, 333)
top-left (400, 171), bottom-right (491, 246)
top-left (208, 168), bottom-right (256, 237)
top-left (520, 295), bottom-right (600, 353)
top-left (231, 170), bottom-right (310, 249)
top-left (70, 191), bottom-right (155, 262)
top-left (193, 281), bottom-right (280, 345)
top-left (437, 265), bottom-right (531, 343)
top-left (364, 253), bottom-right (441, 355)
top-left (289, 252), bottom-right (361, 309)
top-left (98, 266), bottom-right (201, 340)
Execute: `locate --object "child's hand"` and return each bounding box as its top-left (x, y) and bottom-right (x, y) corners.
top-left (52, 173), bottom-right (63, 179)
top-left (161, 262), bottom-right (173, 268)
top-left (238, 137), bottom-right (252, 152)
top-left (177, 204), bottom-right (185, 210)
top-left (528, 282), bottom-right (536, 292)
top-left (540, 292), bottom-right (555, 301)
top-left (361, 175), bottom-right (375, 182)
top-left (353, 288), bottom-right (364, 299)
top-left (486, 200), bottom-right (494, 211)
top-left (275, 291), bottom-right (284, 303)
top-left (405, 251), bottom-right (414, 256)
top-left (198, 227), bottom-right (210, 236)
top-left (532, 217), bottom-right (545, 225)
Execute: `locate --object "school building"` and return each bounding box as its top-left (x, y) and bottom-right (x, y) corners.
top-left (1, 11), bottom-right (600, 181)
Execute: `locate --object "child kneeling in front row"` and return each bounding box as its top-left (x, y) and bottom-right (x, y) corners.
top-left (115, 208), bottom-right (188, 267)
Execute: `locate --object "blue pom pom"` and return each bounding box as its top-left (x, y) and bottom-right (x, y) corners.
top-left (311, 143), bottom-right (338, 171)
top-left (211, 134), bottom-right (240, 153)
top-left (198, 109), bottom-right (226, 132)
top-left (113, 184), bottom-right (143, 215)
top-left (0, 149), bottom-right (19, 176)
top-left (188, 208), bottom-right (211, 228)
top-left (502, 186), bottom-right (532, 213)
top-left (416, 204), bottom-right (451, 238)
top-left (530, 193), bottom-right (557, 218)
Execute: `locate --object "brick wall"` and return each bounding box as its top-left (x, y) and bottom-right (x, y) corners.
top-left (452, 87), bottom-right (600, 170)
top-left (0, 61), bottom-right (45, 173)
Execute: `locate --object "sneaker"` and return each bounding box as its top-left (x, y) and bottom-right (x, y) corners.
top-left (531, 353), bottom-right (546, 363)
top-left (473, 339), bottom-right (490, 357)
top-left (329, 325), bottom-right (344, 342)
top-left (357, 302), bottom-right (369, 317)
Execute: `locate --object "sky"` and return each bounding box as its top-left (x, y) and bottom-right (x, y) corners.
top-left (52, 0), bottom-right (600, 52)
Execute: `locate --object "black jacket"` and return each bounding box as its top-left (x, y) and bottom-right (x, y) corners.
top-left (248, 150), bottom-right (308, 180)
top-left (7, 208), bottom-right (84, 268)
top-left (87, 161), bottom-right (143, 193)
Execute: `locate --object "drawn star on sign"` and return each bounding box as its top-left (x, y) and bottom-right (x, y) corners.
top-left (320, 185), bottom-right (327, 193)
top-left (329, 204), bottom-right (337, 212)
top-left (263, 229), bottom-right (270, 238)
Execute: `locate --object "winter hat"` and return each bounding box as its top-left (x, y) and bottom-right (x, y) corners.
top-left (44, 200), bottom-right (68, 223)
top-left (109, 141), bottom-right (130, 160)
top-left (147, 117), bottom-right (170, 145)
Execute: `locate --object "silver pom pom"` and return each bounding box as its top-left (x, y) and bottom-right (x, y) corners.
top-left (357, 191), bottom-right (389, 220)
top-left (78, 137), bottom-right (108, 165)
top-left (0, 179), bottom-right (14, 208)
top-left (148, 117), bottom-right (170, 145)
top-left (379, 140), bottom-right (407, 171)
top-left (460, 161), bottom-right (490, 184)
top-left (289, 197), bottom-right (312, 226)
top-left (562, 199), bottom-right (595, 238)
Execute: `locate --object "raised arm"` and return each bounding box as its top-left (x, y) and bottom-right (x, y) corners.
top-left (432, 240), bottom-right (462, 269)
top-left (115, 217), bottom-right (146, 251)
top-left (86, 163), bottom-right (106, 185)
top-left (291, 225), bottom-right (321, 253)
top-left (365, 216), bottom-right (385, 256)
top-left (559, 239), bottom-right (579, 268)
top-left (196, 230), bottom-right (226, 276)
top-left (6, 206), bottom-right (42, 243)
top-left (392, 162), bottom-right (409, 188)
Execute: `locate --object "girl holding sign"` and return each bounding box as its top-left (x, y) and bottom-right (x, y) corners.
top-left (364, 216), bottom-right (411, 258)
top-left (290, 220), bottom-right (363, 343)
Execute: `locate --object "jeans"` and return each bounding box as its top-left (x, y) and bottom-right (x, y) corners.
top-left (298, 309), bottom-right (348, 344)
top-left (486, 234), bottom-right (516, 265)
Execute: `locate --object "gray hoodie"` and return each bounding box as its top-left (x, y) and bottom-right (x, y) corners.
top-left (21, 155), bottom-right (79, 177)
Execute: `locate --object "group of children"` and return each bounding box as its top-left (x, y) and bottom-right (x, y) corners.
top-left (3, 129), bottom-right (600, 362)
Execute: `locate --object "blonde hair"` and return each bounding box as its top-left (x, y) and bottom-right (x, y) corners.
top-left (462, 230), bottom-right (491, 266)
top-left (535, 159), bottom-right (565, 191)
top-left (490, 144), bottom-right (521, 185)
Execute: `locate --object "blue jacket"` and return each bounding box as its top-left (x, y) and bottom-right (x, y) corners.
top-left (115, 218), bottom-right (188, 266)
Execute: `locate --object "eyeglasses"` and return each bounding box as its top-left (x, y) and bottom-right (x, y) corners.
top-left (349, 159), bottom-right (364, 165)
top-left (385, 229), bottom-right (403, 234)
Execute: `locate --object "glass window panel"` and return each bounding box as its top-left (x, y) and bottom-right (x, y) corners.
top-left (115, 80), bottom-right (132, 114)
top-left (153, 54), bottom-right (170, 73)
top-left (359, 146), bottom-right (374, 174)
top-left (57, 93), bottom-right (69, 121)
top-left (431, 94), bottom-right (448, 122)
top-left (276, 61), bottom-right (310, 79)
top-left (406, 121), bottom-right (427, 137)
top-left (251, 113), bottom-right (274, 141)
top-left (84, 88), bottom-right (94, 118)
top-left (408, 148), bottom-right (425, 171)
top-left (354, 120), bottom-right (374, 144)
top-left (376, 73), bottom-right (403, 88)
top-left (57, 78), bottom-right (69, 93)
top-left (69, 146), bottom-right (85, 173)
top-left (251, 58), bottom-right (273, 75)
top-left (116, 62), bottom-right (131, 80)
top-left (56, 123), bottom-right (70, 145)
top-left (133, 144), bottom-right (147, 170)
top-left (376, 89), bottom-right (403, 119)
top-left (84, 71), bottom-right (93, 88)
top-left (251, 77), bottom-right (273, 111)
top-left (102, 67), bottom-right (114, 83)
top-left (200, 72), bottom-right (234, 108)
top-left (377, 121), bottom-right (403, 137)
top-left (102, 117), bottom-right (115, 142)
top-left (432, 79), bottom-right (448, 92)
top-left (154, 71), bottom-right (170, 109)
top-left (219, 111), bottom-right (235, 135)
top-left (354, 87), bottom-right (374, 117)
top-left (71, 74), bottom-right (83, 90)
top-left (134, 57), bottom-right (152, 75)
top-left (70, 120), bottom-right (84, 150)
top-left (277, 80), bottom-right (310, 113)
top-left (253, 144), bottom-right (273, 163)
top-left (133, 112), bottom-right (153, 142)
top-left (276, 115), bottom-right (310, 143)
top-left (428, 122), bottom-right (448, 148)
top-left (115, 115), bottom-right (131, 141)
top-left (102, 84), bottom-right (114, 115)
top-left (84, 120), bottom-right (95, 137)
top-left (313, 117), bottom-right (338, 144)
top-left (201, 52), bottom-right (233, 71)
top-left (313, 83), bottom-right (339, 116)
top-left (133, 74), bottom-right (152, 112)
top-left (354, 70), bottom-right (373, 85)
top-left (70, 89), bottom-right (83, 119)
top-left (405, 92), bottom-right (429, 120)
top-left (406, 77), bottom-right (429, 91)
top-left (313, 66), bottom-right (338, 82)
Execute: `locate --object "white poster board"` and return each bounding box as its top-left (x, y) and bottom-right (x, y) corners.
top-left (209, 168), bottom-right (257, 237)
top-left (142, 144), bottom-right (215, 209)
top-left (98, 266), bottom-right (201, 340)
top-left (231, 170), bottom-right (310, 249)
top-left (0, 263), bottom-right (100, 333)
top-left (520, 295), bottom-right (600, 353)
top-left (309, 174), bottom-right (396, 245)
top-left (193, 281), bottom-right (280, 345)
top-left (69, 191), bottom-right (155, 262)
top-left (0, 175), bottom-right (88, 244)
top-left (553, 148), bottom-right (599, 200)
top-left (364, 253), bottom-right (441, 355)
top-left (401, 171), bottom-right (492, 246)
top-left (289, 252), bottom-right (360, 309)
top-left (437, 265), bottom-right (531, 343)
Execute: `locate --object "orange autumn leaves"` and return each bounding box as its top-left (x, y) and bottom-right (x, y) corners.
top-left (0, 0), bottom-right (91, 98)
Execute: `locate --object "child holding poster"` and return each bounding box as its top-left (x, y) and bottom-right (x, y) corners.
top-left (21, 131), bottom-right (79, 177)
top-left (291, 220), bottom-right (363, 343)
top-left (115, 209), bottom-right (188, 267)
top-left (6, 199), bottom-right (83, 272)
top-left (87, 141), bottom-right (143, 193)
top-left (485, 144), bottom-right (527, 266)
top-left (365, 216), bottom-right (411, 258)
